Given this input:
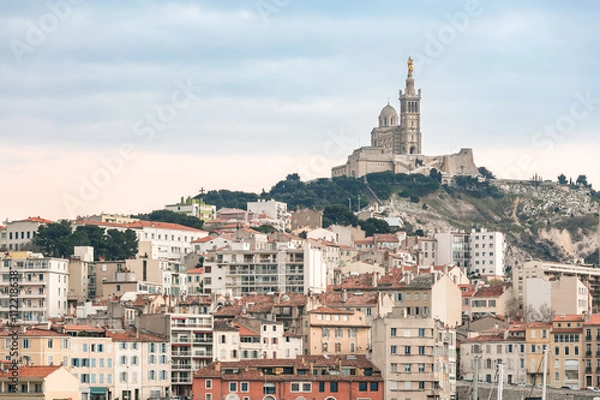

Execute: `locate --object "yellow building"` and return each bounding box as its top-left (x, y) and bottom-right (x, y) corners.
top-left (0, 365), bottom-right (81, 400)
top-left (0, 325), bottom-right (114, 400)
top-left (305, 306), bottom-right (369, 356)
top-left (549, 315), bottom-right (584, 389)
top-left (525, 321), bottom-right (552, 385)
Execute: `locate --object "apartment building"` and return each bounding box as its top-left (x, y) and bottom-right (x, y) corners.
top-left (213, 317), bottom-right (303, 361)
top-left (371, 307), bottom-right (457, 400)
top-left (549, 314), bottom-right (584, 389)
top-left (0, 252), bottom-right (69, 322)
top-left (0, 325), bottom-right (114, 400)
top-left (435, 231), bottom-right (470, 269)
top-left (461, 329), bottom-right (526, 385)
top-left (192, 355), bottom-right (384, 400)
top-left (469, 229), bottom-right (504, 277)
top-left (583, 314), bottom-right (600, 388)
top-left (247, 199), bottom-right (289, 231)
top-left (468, 284), bottom-right (512, 320)
top-left (1, 217), bottom-right (52, 251)
top-left (107, 330), bottom-right (171, 400)
top-left (138, 296), bottom-right (214, 398)
top-left (203, 241), bottom-right (327, 296)
top-left (305, 306), bottom-right (369, 356)
top-left (525, 322), bottom-right (552, 385)
top-left (0, 365), bottom-right (80, 400)
top-left (513, 261), bottom-right (600, 313)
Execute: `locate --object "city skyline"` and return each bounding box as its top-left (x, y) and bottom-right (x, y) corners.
top-left (1, 0), bottom-right (599, 220)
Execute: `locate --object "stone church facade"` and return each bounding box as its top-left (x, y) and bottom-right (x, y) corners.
top-left (332, 57), bottom-right (479, 181)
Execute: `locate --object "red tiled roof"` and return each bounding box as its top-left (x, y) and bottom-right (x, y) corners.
top-left (187, 268), bottom-right (204, 274)
top-left (585, 314), bottom-right (600, 325)
top-left (127, 220), bottom-right (206, 233)
top-left (233, 323), bottom-right (259, 337)
top-left (553, 315), bottom-right (584, 322)
top-left (472, 285), bottom-right (509, 298)
top-left (0, 328), bottom-right (67, 337)
top-left (106, 330), bottom-right (167, 342)
top-left (24, 216), bottom-right (53, 224)
top-left (310, 306), bottom-right (353, 315)
top-left (62, 324), bottom-right (105, 332)
top-left (0, 365), bottom-right (60, 379)
top-left (528, 322), bottom-right (552, 328)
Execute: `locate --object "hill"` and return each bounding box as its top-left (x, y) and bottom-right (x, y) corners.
top-left (195, 171), bottom-right (600, 268)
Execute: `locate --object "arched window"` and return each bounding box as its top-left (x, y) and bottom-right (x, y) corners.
top-left (350, 343), bottom-right (355, 353)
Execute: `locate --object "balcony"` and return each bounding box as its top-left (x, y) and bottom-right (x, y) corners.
top-left (172, 364), bottom-right (193, 371)
top-left (171, 376), bottom-right (192, 384)
top-left (193, 351), bottom-right (213, 358)
top-left (172, 351), bottom-right (191, 357)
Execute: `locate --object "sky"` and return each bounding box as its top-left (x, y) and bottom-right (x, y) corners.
top-left (1, 0), bottom-right (599, 221)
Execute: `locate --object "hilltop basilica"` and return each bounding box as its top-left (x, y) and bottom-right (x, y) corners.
top-left (331, 57), bottom-right (479, 183)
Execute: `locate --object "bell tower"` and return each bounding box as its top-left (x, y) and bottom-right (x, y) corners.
top-left (398, 57), bottom-right (422, 155)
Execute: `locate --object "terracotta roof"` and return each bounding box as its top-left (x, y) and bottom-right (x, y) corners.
top-left (187, 267), bottom-right (204, 274)
top-left (233, 323), bottom-right (259, 337)
top-left (0, 328), bottom-right (67, 337)
top-left (194, 355), bottom-right (380, 378)
top-left (0, 365), bottom-right (60, 379)
top-left (528, 321), bottom-right (552, 328)
top-left (472, 285), bottom-right (508, 298)
top-left (553, 315), bottom-right (584, 322)
top-left (584, 314), bottom-right (600, 325)
top-left (317, 291), bottom-right (378, 307)
top-left (22, 216), bottom-right (53, 224)
top-left (464, 334), bottom-right (506, 342)
top-left (0, 225), bottom-right (5, 230)
top-left (373, 234), bottom-right (399, 242)
top-left (354, 238), bottom-right (374, 245)
top-left (106, 330), bottom-right (167, 342)
top-left (310, 306), bottom-right (354, 315)
top-left (127, 220), bottom-right (207, 233)
top-left (213, 305), bottom-right (242, 317)
top-left (62, 324), bottom-right (105, 332)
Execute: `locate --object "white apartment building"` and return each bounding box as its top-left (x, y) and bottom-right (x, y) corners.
top-left (126, 258), bottom-right (187, 297)
top-left (469, 228), bottom-right (504, 276)
top-left (0, 252), bottom-right (69, 321)
top-left (73, 219), bottom-right (209, 262)
top-left (247, 199), bottom-right (289, 231)
top-left (434, 231), bottom-right (470, 269)
top-left (213, 318), bottom-right (302, 361)
top-left (107, 330), bottom-right (171, 400)
top-left (513, 260), bottom-right (600, 312)
top-left (371, 308), bottom-right (457, 400)
top-left (525, 275), bottom-right (590, 316)
top-left (203, 241), bottom-right (327, 297)
top-left (1, 217), bottom-right (52, 250)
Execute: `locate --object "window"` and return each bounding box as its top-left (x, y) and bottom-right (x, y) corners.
top-left (391, 328), bottom-right (397, 337)
top-left (391, 363), bottom-right (398, 373)
top-left (418, 363), bottom-right (425, 372)
top-left (404, 364), bottom-right (411, 372)
top-left (205, 379), bottom-right (212, 389)
top-left (419, 381), bottom-right (425, 390)
top-left (319, 382), bottom-right (325, 392)
top-left (229, 382), bottom-right (237, 392)
top-left (418, 328), bottom-right (425, 337)
top-left (391, 345), bottom-right (397, 354)
top-left (405, 346), bottom-right (411, 354)
top-left (48, 339), bottom-right (53, 349)
top-left (418, 346), bottom-right (425, 355)
top-left (359, 382), bottom-right (368, 391)
top-left (330, 382), bottom-right (338, 392)
top-left (370, 382), bottom-right (378, 391)
top-left (264, 383), bottom-right (276, 394)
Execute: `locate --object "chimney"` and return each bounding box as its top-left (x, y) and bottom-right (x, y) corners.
top-left (19, 325), bottom-right (26, 335)
top-left (214, 361), bottom-right (221, 372)
top-left (433, 272), bottom-right (438, 284)
top-left (372, 273), bottom-right (378, 287)
top-left (342, 289), bottom-right (348, 303)
top-left (309, 361), bottom-right (314, 374)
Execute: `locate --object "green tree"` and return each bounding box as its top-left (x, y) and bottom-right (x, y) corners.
top-left (478, 166), bottom-right (496, 180)
top-left (557, 174), bottom-right (567, 185)
top-left (133, 210), bottom-right (204, 230)
top-left (358, 218), bottom-right (390, 237)
top-left (322, 204), bottom-right (358, 228)
top-left (34, 220), bottom-right (74, 258)
top-left (254, 225), bottom-right (278, 234)
top-left (576, 174), bottom-right (590, 188)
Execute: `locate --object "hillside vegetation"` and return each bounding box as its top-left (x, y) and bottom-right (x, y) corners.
top-left (194, 171), bottom-right (599, 266)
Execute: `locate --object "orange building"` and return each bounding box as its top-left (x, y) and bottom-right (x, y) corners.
top-left (192, 355), bottom-right (384, 400)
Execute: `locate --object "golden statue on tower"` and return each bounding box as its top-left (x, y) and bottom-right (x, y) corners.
top-left (407, 57), bottom-right (414, 74)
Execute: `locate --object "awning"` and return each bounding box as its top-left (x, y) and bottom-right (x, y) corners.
top-left (90, 387), bottom-right (107, 395)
